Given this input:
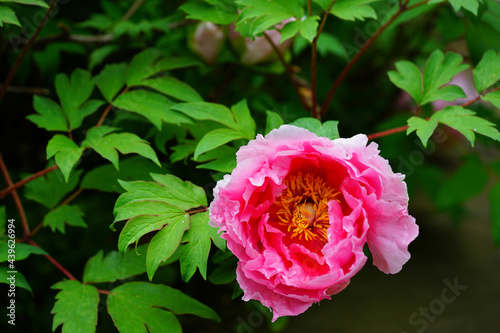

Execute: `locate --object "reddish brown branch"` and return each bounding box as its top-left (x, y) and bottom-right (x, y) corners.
top-left (0, 0), bottom-right (59, 102)
top-left (0, 152), bottom-right (30, 236)
top-left (0, 165), bottom-right (59, 199)
top-left (319, 0), bottom-right (431, 117)
top-left (28, 239), bottom-right (77, 281)
top-left (367, 125), bottom-right (409, 140)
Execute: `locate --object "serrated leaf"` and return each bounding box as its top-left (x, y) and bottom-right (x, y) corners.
top-left (299, 16), bottom-right (320, 43)
top-left (433, 106), bottom-right (500, 146)
top-left (0, 0), bottom-right (49, 7)
top-left (235, 0), bottom-right (303, 37)
top-left (27, 96), bottom-right (68, 131)
top-left (43, 205), bottom-right (86, 233)
top-left (482, 90), bottom-right (500, 109)
top-left (180, 1), bottom-right (237, 25)
top-left (0, 267), bottom-right (32, 292)
top-left (0, 5), bottom-right (20, 27)
top-left (180, 212), bottom-right (226, 282)
top-left (126, 48), bottom-right (162, 86)
top-left (436, 156), bottom-right (488, 209)
top-left (55, 69), bottom-right (98, 130)
top-left (140, 77), bottom-right (203, 102)
top-left (46, 135), bottom-right (83, 182)
top-left (330, 0), bottom-right (378, 21)
top-left (81, 156), bottom-right (167, 193)
top-left (96, 62), bottom-right (127, 102)
top-left (112, 90), bottom-right (193, 129)
top-left (24, 168), bottom-right (82, 209)
top-left (115, 174), bottom-right (207, 213)
top-left (473, 50), bottom-right (500, 93)
top-left (290, 118), bottom-right (340, 139)
top-left (107, 282), bottom-right (219, 333)
top-left (146, 215), bottom-right (190, 280)
top-left (194, 128), bottom-right (246, 160)
top-left (448, 0), bottom-right (481, 15)
top-left (389, 50), bottom-right (469, 105)
top-left (51, 280), bottom-right (99, 333)
top-left (489, 181), bottom-right (500, 247)
top-left (0, 242), bottom-right (47, 262)
top-left (83, 127), bottom-right (160, 170)
top-left (171, 102), bottom-right (239, 130)
top-left (406, 116), bottom-right (439, 147)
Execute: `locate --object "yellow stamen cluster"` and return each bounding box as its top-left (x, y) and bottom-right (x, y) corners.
top-left (273, 172), bottom-right (340, 243)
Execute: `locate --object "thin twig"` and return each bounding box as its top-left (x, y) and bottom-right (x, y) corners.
top-left (0, 152), bottom-right (30, 237)
top-left (28, 239), bottom-right (77, 281)
top-left (262, 32), bottom-right (311, 112)
top-left (96, 87), bottom-right (129, 127)
top-left (320, 0), bottom-right (430, 117)
top-left (0, 165), bottom-right (59, 198)
top-left (121, 0), bottom-right (146, 21)
top-left (0, 0), bottom-right (59, 103)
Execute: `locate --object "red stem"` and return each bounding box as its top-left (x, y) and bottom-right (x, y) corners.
top-left (96, 87), bottom-right (129, 127)
top-left (0, 165), bottom-right (59, 198)
top-left (28, 239), bottom-right (77, 281)
top-left (319, 0), bottom-right (429, 117)
top-left (0, 152), bottom-right (30, 236)
top-left (367, 125), bottom-right (409, 140)
top-left (0, 0), bottom-right (59, 102)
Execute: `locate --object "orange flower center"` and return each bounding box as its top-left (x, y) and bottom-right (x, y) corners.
top-left (273, 172), bottom-right (340, 243)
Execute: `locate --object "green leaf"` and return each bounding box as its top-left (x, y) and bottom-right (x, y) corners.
top-left (0, 0), bottom-right (48, 7)
top-left (316, 33), bottom-right (347, 59)
top-left (196, 146), bottom-right (237, 173)
top-left (421, 50), bottom-right (469, 105)
top-left (265, 110), bottom-right (284, 134)
top-left (208, 251), bottom-right (238, 285)
top-left (24, 168), bottom-right (82, 209)
top-left (140, 77), bottom-right (203, 102)
top-left (489, 181), bottom-right (500, 247)
top-left (126, 48), bottom-right (162, 86)
top-left (235, 0), bottom-right (303, 37)
top-left (0, 5), bottom-right (20, 27)
top-left (436, 156), bottom-right (488, 209)
top-left (330, 0), bottom-right (378, 21)
top-left (389, 50), bottom-right (469, 105)
top-left (0, 267), bottom-right (32, 292)
top-left (299, 16), bottom-right (320, 43)
top-left (171, 102), bottom-right (239, 130)
top-left (82, 127), bottom-right (160, 170)
top-left (107, 282), bottom-right (219, 333)
top-left (231, 99), bottom-right (256, 138)
top-left (81, 156), bottom-right (167, 193)
top-left (433, 106), bottom-right (500, 146)
top-left (112, 90), bottom-right (193, 129)
top-left (482, 90), bottom-right (500, 109)
top-left (89, 44), bottom-right (118, 70)
top-left (152, 56), bottom-right (202, 72)
top-left (83, 244), bottom-right (150, 283)
top-left (115, 174), bottom-right (207, 213)
top-left (95, 62), bottom-right (127, 102)
top-left (43, 205), bottom-right (86, 233)
top-left (280, 20), bottom-right (300, 43)
top-left (290, 118), bottom-right (340, 140)
top-left (52, 280), bottom-right (99, 333)
top-left (55, 69), bottom-right (98, 130)
top-left (0, 242), bottom-right (47, 262)
top-left (194, 128), bottom-right (246, 160)
top-left (180, 212), bottom-right (226, 282)
top-left (448, 0), bottom-right (481, 15)
top-left (27, 96), bottom-right (68, 132)
top-left (46, 135), bottom-right (84, 182)
top-left (407, 116), bottom-right (439, 147)
top-left (473, 50), bottom-right (500, 93)
top-left (180, 1), bottom-right (238, 25)
top-left (146, 214), bottom-right (190, 280)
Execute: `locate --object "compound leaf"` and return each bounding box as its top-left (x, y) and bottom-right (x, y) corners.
top-left (51, 280), bottom-right (99, 333)
top-left (95, 62), bottom-right (127, 102)
top-left (46, 135), bottom-right (84, 182)
top-left (180, 0), bottom-right (237, 25)
top-left (407, 116), bottom-right (439, 147)
top-left (330, 0), bottom-right (378, 21)
top-left (140, 77), bottom-right (203, 102)
top-left (27, 96), bottom-right (68, 132)
top-left (473, 50), bottom-right (500, 93)
top-left (43, 205), bottom-right (86, 234)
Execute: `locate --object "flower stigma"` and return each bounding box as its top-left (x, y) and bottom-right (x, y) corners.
top-left (273, 172), bottom-right (340, 243)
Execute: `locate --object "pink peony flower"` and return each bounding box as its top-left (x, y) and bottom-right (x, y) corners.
top-left (209, 125), bottom-right (418, 320)
top-left (192, 22), bottom-right (224, 64)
